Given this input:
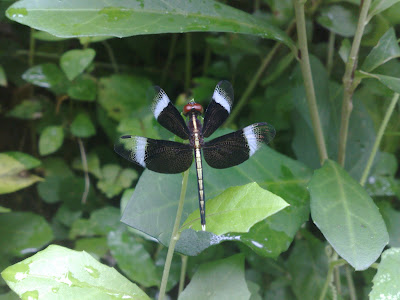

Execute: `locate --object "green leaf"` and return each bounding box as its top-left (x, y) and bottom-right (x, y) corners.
top-left (181, 182), bottom-right (289, 235)
top-left (39, 125), bottom-right (64, 156)
top-left (0, 153), bottom-right (42, 194)
top-left (179, 255), bottom-right (250, 300)
top-left (339, 39), bottom-right (351, 63)
top-left (0, 206), bottom-right (11, 213)
top-left (358, 70), bottom-right (400, 93)
top-left (6, 99), bottom-right (43, 120)
top-left (369, 248), bottom-right (400, 299)
top-left (3, 151), bottom-right (41, 170)
top-left (60, 48), bottom-right (95, 80)
top-left (361, 28), bottom-right (400, 72)
top-left (67, 75), bottom-right (97, 101)
top-left (74, 237), bottom-right (108, 260)
top-left (368, 0), bottom-right (400, 20)
top-left (0, 212), bottom-right (53, 258)
top-left (308, 160), bottom-right (388, 270)
top-left (33, 30), bottom-right (67, 41)
top-left (22, 63), bottom-right (68, 94)
top-left (6, 0), bottom-right (295, 49)
top-left (378, 202), bottom-right (400, 247)
top-left (98, 74), bottom-right (152, 121)
top-left (97, 164), bottom-right (138, 198)
top-left (72, 152), bottom-right (102, 178)
top-left (317, 4), bottom-right (358, 37)
top-left (0, 65), bottom-right (7, 87)
top-left (54, 204), bottom-right (82, 227)
top-left (287, 234), bottom-right (332, 299)
top-left (107, 228), bottom-right (159, 288)
top-left (1, 245), bottom-right (150, 300)
top-left (122, 146), bottom-right (310, 257)
top-left (70, 112), bottom-right (96, 138)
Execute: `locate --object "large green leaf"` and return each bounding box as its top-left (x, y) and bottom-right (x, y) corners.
top-left (0, 212), bottom-right (53, 258)
top-left (308, 160), bottom-right (388, 270)
top-left (368, 0), bottom-right (400, 20)
top-left (0, 153), bottom-right (42, 194)
top-left (6, 0), bottom-right (294, 49)
top-left (291, 55), bottom-right (376, 181)
top-left (317, 4), bottom-right (359, 37)
top-left (369, 248), bottom-right (400, 299)
top-left (361, 28), bottom-right (400, 72)
top-left (22, 63), bottom-right (68, 94)
top-left (1, 245), bottom-right (150, 300)
top-left (70, 112), bottom-right (96, 138)
top-left (181, 182), bottom-right (289, 235)
top-left (358, 70), bottom-right (400, 93)
top-left (179, 255), bottom-right (250, 300)
top-left (121, 145), bottom-right (311, 257)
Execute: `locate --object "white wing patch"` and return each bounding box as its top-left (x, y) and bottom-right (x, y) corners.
top-left (128, 137), bottom-right (147, 167)
top-left (243, 125), bottom-right (263, 157)
top-left (152, 88), bottom-right (170, 119)
top-left (213, 85), bottom-right (232, 113)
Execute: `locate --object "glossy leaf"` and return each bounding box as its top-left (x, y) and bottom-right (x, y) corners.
top-left (98, 74), bottom-right (152, 121)
top-left (181, 182), bottom-right (289, 235)
top-left (0, 212), bottom-right (53, 258)
top-left (317, 5), bottom-right (358, 37)
top-left (122, 145), bottom-right (311, 257)
top-left (179, 255), bottom-right (250, 300)
top-left (6, 99), bottom-right (43, 120)
top-left (369, 248), bottom-right (400, 299)
top-left (361, 28), bottom-right (400, 72)
top-left (60, 48), bottom-right (95, 80)
top-left (38, 125), bottom-right (64, 156)
top-left (1, 245), bottom-right (150, 300)
top-left (6, 0), bottom-right (295, 49)
top-left (369, 0), bottom-right (400, 20)
top-left (107, 228), bottom-right (159, 288)
top-left (22, 63), bottom-right (68, 94)
top-left (308, 160), bottom-right (388, 270)
top-left (70, 113), bottom-right (96, 138)
top-left (0, 153), bottom-right (42, 194)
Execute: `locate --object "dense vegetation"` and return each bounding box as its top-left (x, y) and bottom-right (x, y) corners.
top-left (0, 0), bottom-right (399, 299)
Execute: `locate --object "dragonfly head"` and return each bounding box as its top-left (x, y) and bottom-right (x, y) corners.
top-left (183, 99), bottom-right (204, 116)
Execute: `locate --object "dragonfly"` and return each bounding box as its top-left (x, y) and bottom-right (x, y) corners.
top-left (114, 81), bottom-right (275, 231)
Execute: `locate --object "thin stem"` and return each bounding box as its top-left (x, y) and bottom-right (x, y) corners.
top-left (360, 93), bottom-right (399, 186)
top-left (319, 259), bottom-right (347, 300)
top-left (158, 169), bottom-right (190, 300)
top-left (293, 0), bottom-right (328, 165)
top-left (338, 0), bottom-right (373, 166)
top-left (102, 40), bottom-right (119, 73)
top-left (77, 138), bottom-right (90, 204)
top-left (185, 33), bottom-right (192, 92)
top-left (178, 255), bottom-right (188, 296)
top-left (345, 265), bottom-right (357, 300)
top-left (225, 20), bottom-right (296, 127)
top-left (161, 34), bottom-right (178, 87)
top-left (326, 31), bottom-right (335, 77)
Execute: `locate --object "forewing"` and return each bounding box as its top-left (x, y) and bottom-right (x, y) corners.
top-left (115, 135), bottom-right (193, 174)
top-left (202, 80), bottom-right (234, 138)
top-left (203, 123), bottom-right (275, 169)
top-left (151, 86), bottom-right (190, 140)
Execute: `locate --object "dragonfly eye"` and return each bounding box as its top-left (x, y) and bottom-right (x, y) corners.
top-left (183, 102), bottom-right (204, 116)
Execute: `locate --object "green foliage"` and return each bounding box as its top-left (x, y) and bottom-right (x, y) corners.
top-left (1, 0), bottom-right (399, 299)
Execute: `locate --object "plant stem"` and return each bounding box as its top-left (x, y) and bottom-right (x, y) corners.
top-left (161, 34), bottom-right (178, 87)
top-left (225, 20), bottom-right (296, 127)
top-left (360, 93), bottom-right (399, 186)
top-left (102, 40), bottom-right (119, 73)
top-left (319, 259), bottom-right (346, 300)
top-left (338, 0), bottom-right (372, 166)
top-left (185, 33), bottom-right (191, 92)
top-left (293, 0), bottom-right (328, 165)
top-left (77, 138), bottom-right (90, 204)
top-left (158, 169), bottom-right (190, 300)
top-left (345, 265), bottom-right (357, 300)
top-left (326, 31), bottom-right (335, 77)
top-left (178, 255), bottom-right (188, 295)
